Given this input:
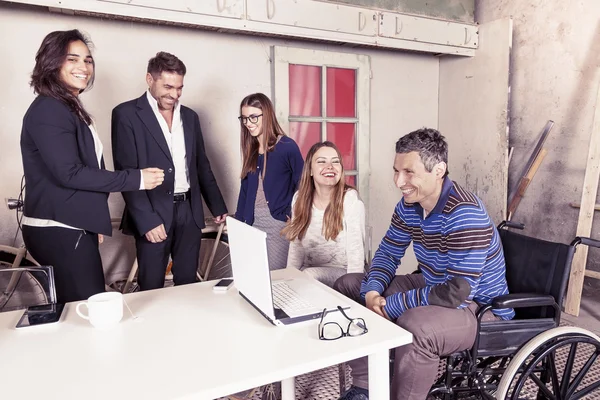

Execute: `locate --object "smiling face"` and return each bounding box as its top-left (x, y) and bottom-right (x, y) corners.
top-left (59, 40), bottom-right (93, 96)
top-left (311, 146), bottom-right (343, 189)
top-left (240, 106), bottom-right (263, 138)
top-left (393, 151), bottom-right (446, 213)
top-left (147, 71), bottom-right (184, 111)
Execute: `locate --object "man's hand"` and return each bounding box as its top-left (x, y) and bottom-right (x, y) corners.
top-left (98, 234), bottom-right (104, 244)
top-left (141, 168), bottom-right (165, 190)
top-left (145, 224), bottom-right (167, 243)
top-left (365, 290), bottom-right (389, 319)
top-left (214, 213), bottom-right (227, 224)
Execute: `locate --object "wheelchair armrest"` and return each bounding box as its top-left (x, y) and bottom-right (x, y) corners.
top-left (498, 220), bottom-right (525, 230)
top-left (492, 293), bottom-right (556, 309)
top-left (572, 237), bottom-right (600, 249)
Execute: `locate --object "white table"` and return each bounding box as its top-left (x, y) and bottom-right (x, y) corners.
top-left (0, 268), bottom-right (412, 400)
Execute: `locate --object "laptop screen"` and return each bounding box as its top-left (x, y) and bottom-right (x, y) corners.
top-left (226, 216), bottom-right (276, 320)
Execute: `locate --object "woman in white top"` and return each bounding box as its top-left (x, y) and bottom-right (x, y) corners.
top-left (283, 141), bottom-right (366, 287)
top-left (20, 30), bottom-right (164, 303)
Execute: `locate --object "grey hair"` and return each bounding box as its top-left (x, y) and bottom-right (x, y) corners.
top-left (395, 128), bottom-right (449, 177)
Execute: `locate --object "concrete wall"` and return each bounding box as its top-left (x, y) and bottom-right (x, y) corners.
top-left (475, 0), bottom-right (600, 273)
top-left (0, 3), bottom-right (438, 281)
top-left (324, 0), bottom-right (474, 22)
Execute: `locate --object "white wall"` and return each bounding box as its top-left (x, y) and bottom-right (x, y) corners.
top-left (368, 51), bottom-right (439, 273)
top-left (0, 3), bottom-right (438, 281)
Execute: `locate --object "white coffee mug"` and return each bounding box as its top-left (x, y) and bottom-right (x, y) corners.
top-left (76, 292), bottom-right (123, 329)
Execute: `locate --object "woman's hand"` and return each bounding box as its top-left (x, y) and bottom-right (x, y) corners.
top-left (213, 213), bottom-right (227, 224)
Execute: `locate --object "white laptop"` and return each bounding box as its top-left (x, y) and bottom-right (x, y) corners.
top-left (226, 216), bottom-right (350, 326)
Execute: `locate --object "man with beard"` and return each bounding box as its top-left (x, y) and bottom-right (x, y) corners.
top-left (112, 52), bottom-right (227, 291)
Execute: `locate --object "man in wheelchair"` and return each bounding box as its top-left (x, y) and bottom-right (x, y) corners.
top-left (334, 128), bottom-right (515, 400)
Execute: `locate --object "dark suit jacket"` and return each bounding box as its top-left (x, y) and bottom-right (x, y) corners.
top-left (111, 93), bottom-right (227, 236)
top-left (20, 95), bottom-right (141, 236)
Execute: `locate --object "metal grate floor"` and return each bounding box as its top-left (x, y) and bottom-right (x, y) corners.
top-left (218, 364), bottom-right (350, 400)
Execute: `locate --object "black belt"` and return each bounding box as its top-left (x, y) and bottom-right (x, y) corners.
top-left (173, 191), bottom-right (190, 203)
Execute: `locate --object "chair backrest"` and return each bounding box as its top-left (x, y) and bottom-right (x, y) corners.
top-left (498, 228), bottom-right (575, 320)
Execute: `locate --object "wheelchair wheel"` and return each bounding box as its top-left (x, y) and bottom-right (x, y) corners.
top-left (198, 231), bottom-right (231, 281)
top-left (496, 326), bottom-right (600, 399)
top-left (0, 249), bottom-right (48, 311)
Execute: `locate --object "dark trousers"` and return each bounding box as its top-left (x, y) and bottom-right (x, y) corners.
top-left (334, 273), bottom-right (499, 400)
top-left (22, 225), bottom-right (105, 304)
top-left (136, 199), bottom-right (202, 291)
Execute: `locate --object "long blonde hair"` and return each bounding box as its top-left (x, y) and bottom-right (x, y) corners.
top-left (283, 141), bottom-right (354, 241)
top-left (239, 93), bottom-right (285, 179)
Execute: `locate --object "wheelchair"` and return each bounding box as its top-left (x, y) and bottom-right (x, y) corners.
top-left (428, 221), bottom-right (600, 399)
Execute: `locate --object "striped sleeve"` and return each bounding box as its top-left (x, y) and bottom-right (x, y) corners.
top-left (382, 204), bottom-right (493, 320)
top-left (360, 201), bottom-right (412, 297)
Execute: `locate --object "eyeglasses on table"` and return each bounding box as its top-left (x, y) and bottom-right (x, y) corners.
top-left (318, 306), bottom-right (368, 341)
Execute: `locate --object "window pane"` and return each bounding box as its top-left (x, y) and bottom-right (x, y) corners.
top-left (345, 175), bottom-right (357, 187)
top-left (289, 64), bottom-right (321, 117)
top-left (289, 122), bottom-right (321, 159)
top-left (326, 68), bottom-right (355, 117)
top-left (326, 123), bottom-right (356, 170)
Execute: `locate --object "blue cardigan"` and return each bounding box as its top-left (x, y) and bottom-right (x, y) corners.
top-left (235, 136), bottom-right (304, 225)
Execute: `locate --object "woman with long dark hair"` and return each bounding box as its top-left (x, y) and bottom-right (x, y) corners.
top-left (283, 141), bottom-right (365, 287)
top-left (20, 29), bottom-right (164, 303)
top-left (234, 93), bottom-right (303, 270)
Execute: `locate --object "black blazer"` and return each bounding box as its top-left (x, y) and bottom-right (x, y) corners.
top-left (111, 93), bottom-right (227, 236)
top-left (20, 96), bottom-right (141, 235)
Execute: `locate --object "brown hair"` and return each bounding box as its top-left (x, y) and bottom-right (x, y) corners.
top-left (239, 93), bottom-right (286, 179)
top-left (30, 29), bottom-right (95, 125)
top-left (283, 141), bottom-right (354, 241)
top-left (147, 51), bottom-right (186, 79)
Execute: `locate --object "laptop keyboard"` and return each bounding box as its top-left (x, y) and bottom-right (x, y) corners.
top-left (272, 281), bottom-right (315, 312)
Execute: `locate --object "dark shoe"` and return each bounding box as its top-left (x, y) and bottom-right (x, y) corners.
top-left (339, 386), bottom-right (369, 400)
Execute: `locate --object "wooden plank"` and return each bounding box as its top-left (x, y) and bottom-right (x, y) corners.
top-left (438, 18), bottom-right (512, 224)
top-left (507, 121), bottom-right (554, 219)
top-left (565, 82), bottom-right (600, 316)
top-left (514, 121), bottom-right (554, 192)
top-left (378, 11), bottom-right (478, 49)
top-left (507, 148), bottom-right (548, 220)
top-left (1, 0), bottom-right (477, 55)
top-left (247, 0), bottom-right (378, 37)
top-left (100, 0), bottom-right (245, 18)
top-left (585, 270), bottom-right (600, 280)
top-left (570, 202), bottom-right (600, 211)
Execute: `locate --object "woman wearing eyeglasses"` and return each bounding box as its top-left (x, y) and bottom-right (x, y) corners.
top-left (234, 93), bottom-right (304, 270)
top-left (283, 141), bottom-right (366, 287)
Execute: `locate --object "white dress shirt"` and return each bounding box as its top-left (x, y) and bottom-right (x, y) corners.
top-left (146, 90), bottom-right (190, 194)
